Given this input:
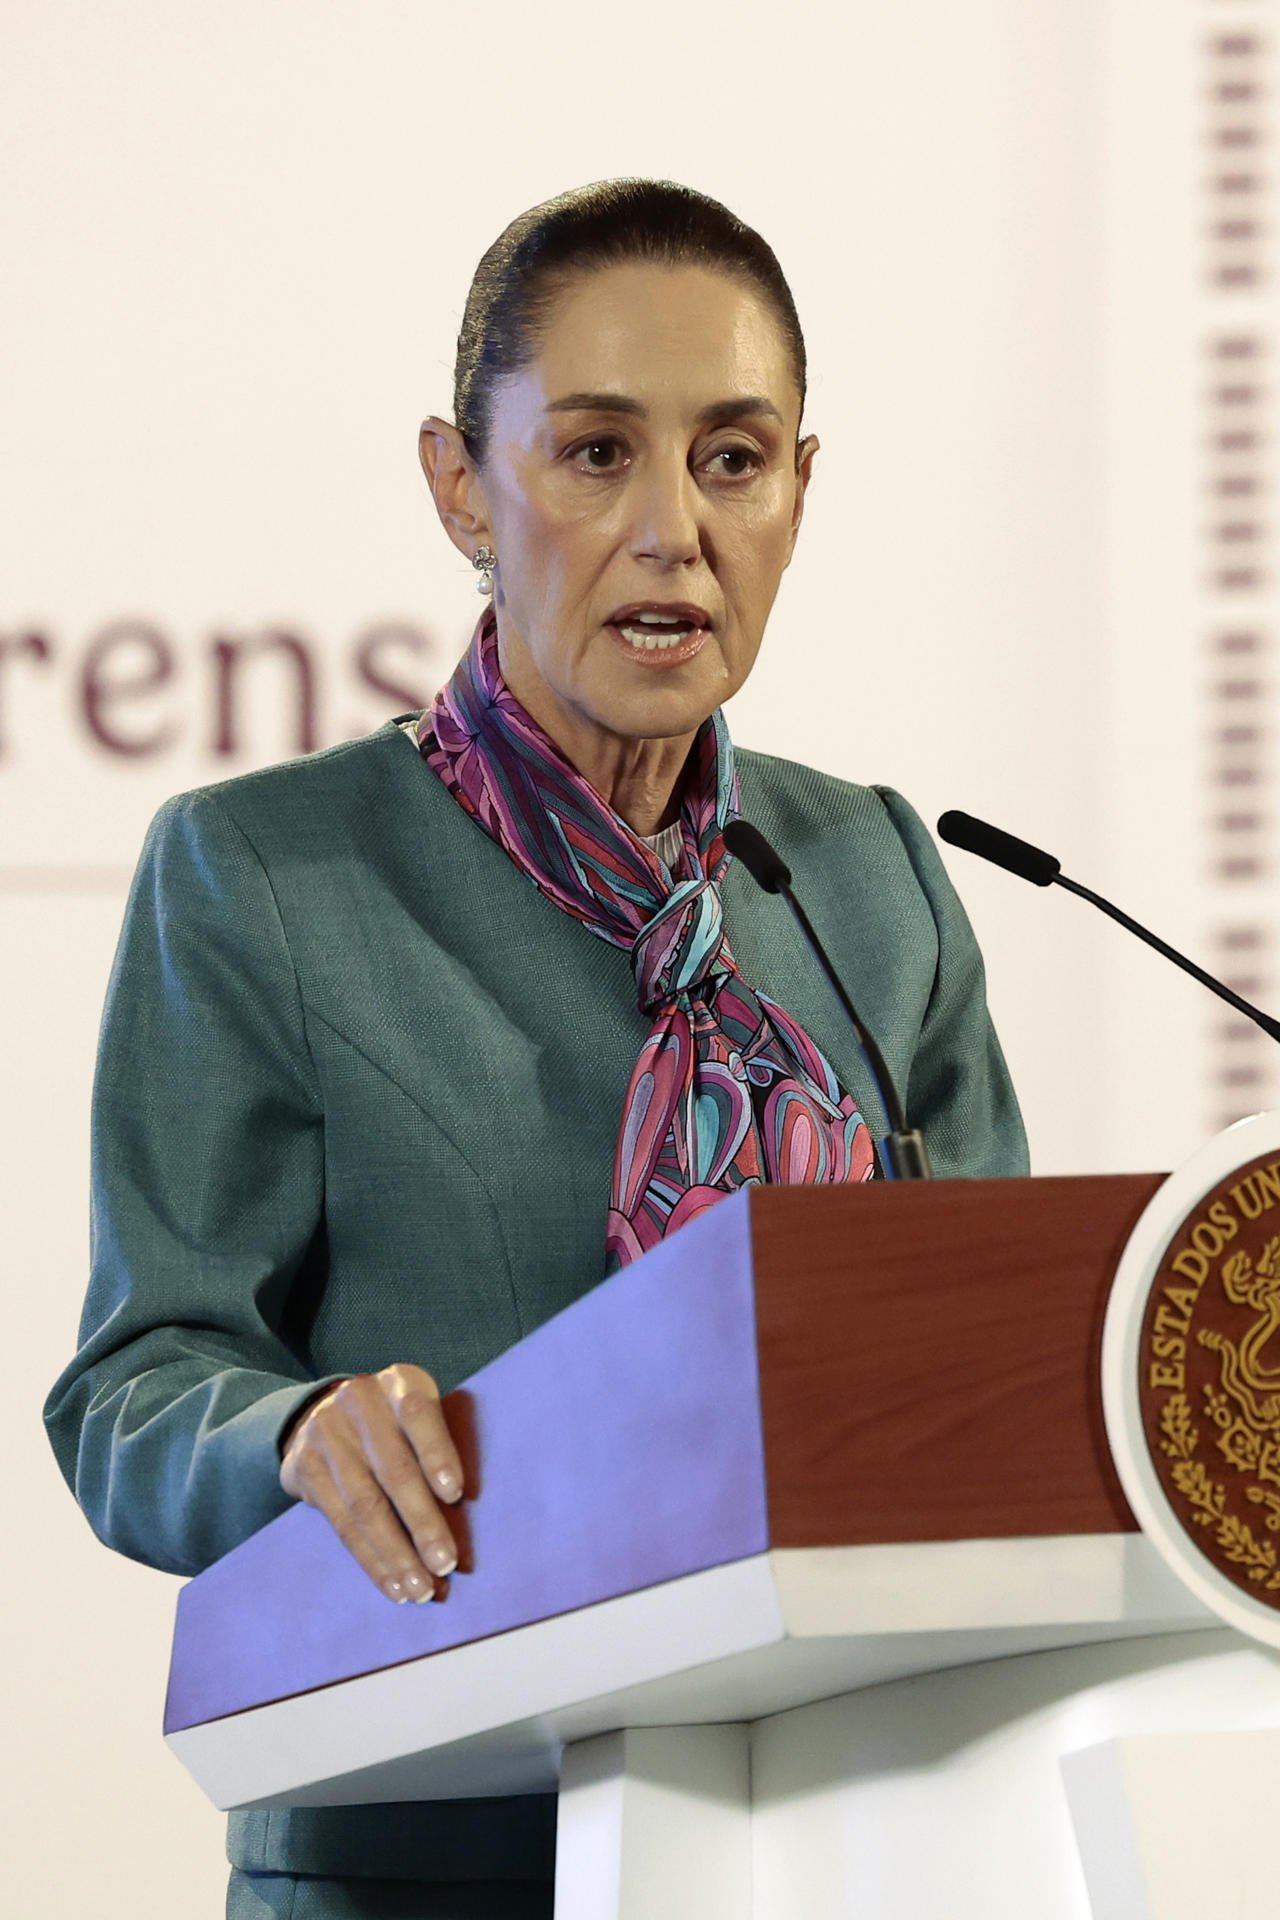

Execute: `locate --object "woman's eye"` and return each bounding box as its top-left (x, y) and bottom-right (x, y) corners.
top-left (704, 445), bottom-right (762, 479)
top-left (570, 438), bottom-right (625, 472)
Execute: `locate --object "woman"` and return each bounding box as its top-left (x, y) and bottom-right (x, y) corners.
top-left (45, 179), bottom-right (1027, 1919)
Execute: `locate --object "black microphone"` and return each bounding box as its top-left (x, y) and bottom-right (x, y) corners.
top-left (937, 809), bottom-right (1280, 1046)
top-left (724, 819), bottom-right (933, 1180)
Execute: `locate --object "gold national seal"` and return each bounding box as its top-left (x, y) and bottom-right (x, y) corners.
top-left (1139, 1148), bottom-right (1280, 1606)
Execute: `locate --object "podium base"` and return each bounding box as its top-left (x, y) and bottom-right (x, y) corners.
top-left (555, 1627), bottom-right (1280, 1919)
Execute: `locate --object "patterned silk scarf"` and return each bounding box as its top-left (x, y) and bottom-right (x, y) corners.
top-left (419, 612), bottom-right (875, 1271)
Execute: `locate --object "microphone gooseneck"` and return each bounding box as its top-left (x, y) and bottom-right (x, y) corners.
top-left (724, 819), bottom-right (932, 1180)
top-left (937, 809), bottom-right (1280, 1046)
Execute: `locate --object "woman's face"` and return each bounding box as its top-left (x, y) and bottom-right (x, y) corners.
top-left (432, 262), bottom-right (815, 765)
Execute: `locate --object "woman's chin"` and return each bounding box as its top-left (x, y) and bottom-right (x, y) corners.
top-left (597, 675), bottom-right (726, 744)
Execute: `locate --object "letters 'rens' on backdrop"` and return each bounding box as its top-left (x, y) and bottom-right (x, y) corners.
top-left (0, 617), bottom-right (451, 881)
top-left (4, 618), bottom-right (439, 761)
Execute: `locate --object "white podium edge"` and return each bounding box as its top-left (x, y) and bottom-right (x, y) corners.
top-left (165, 1533), bottom-right (1213, 1811)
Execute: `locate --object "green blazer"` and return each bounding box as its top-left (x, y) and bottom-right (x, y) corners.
top-left (44, 719), bottom-right (1027, 1884)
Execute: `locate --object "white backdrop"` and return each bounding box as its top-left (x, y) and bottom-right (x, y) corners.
top-left (2, 2), bottom-right (1274, 1913)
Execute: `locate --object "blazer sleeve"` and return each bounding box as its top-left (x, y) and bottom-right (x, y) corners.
top-left (875, 786), bottom-right (1030, 1179)
top-left (42, 790), bottom-right (342, 1576)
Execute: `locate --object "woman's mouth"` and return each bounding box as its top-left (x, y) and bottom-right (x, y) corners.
top-left (605, 604), bottom-right (712, 668)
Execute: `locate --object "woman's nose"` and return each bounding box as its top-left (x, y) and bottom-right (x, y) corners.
top-left (629, 455), bottom-right (702, 567)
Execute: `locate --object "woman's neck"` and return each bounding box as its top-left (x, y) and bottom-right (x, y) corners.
top-left (587, 736), bottom-right (693, 837)
top-left (498, 635), bottom-right (695, 837)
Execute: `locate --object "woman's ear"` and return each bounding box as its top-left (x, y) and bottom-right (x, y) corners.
top-left (418, 417), bottom-right (493, 561)
top-left (784, 433), bottom-right (820, 564)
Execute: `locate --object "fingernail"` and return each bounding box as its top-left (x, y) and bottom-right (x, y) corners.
top-left (435, 1468), bottom-right (461, 1503)
top-left (384, 1578), bottom-right (408, 1604)
top-left (426, 1541), bottom-right (457, 1577)
top-left (403, 1570), bottom-right (430, 1601)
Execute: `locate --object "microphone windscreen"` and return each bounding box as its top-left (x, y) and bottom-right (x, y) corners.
top-left (936, 810), bottom-right (1061, 887)
top-left (724, 819), bottom-right (792, 894)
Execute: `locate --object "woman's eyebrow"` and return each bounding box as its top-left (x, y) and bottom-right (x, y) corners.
top-left (546, 391), bottom-right (646, 417)
top-left (545, 392), bottom-right (783, 425)
top-left (698, 396), bottom-right (784, 426)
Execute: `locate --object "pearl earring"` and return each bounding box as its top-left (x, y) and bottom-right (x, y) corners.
top-left (473, 545), bottom-right (496, 596)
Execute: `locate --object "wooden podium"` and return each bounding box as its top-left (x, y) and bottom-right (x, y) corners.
top-left (164, 1180), bottom-right (1280, 1918)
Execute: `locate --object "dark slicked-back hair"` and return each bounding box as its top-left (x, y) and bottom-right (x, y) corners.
top-left (453, 179), bottom-right (807, 463)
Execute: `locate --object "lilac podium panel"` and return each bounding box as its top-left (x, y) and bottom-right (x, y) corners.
top-left (164, 1190), bottom-right (767, 1735)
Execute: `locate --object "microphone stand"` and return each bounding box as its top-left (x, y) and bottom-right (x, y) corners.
top-left (937, 809), bottom-right (1280, 1047)
top-left (724, 820), bottom-right (932, 1180)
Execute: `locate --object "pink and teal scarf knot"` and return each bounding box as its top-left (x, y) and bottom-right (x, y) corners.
top-left (420, 612), bottom-right (876, 1273)
top-left (630, 878), bottom-right (732, 1015)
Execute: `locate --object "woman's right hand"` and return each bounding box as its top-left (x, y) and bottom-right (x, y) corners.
top-left (279, 1364), bottom-right (466, 1604)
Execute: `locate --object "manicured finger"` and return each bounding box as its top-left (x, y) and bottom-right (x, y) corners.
top-left (319, 1426), bottom-right (444, 1603)
top-left (287, 1448), bottom-right (426, 1604)
top-left (320, 1379), bottom-right (452, 1591)
top-left (381, 1365), bottom-right (466, 1506)
top-left (344, 1390), bottom-right (459, 1581)
top-left (285, 1382), bottom-right (443, 1603)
